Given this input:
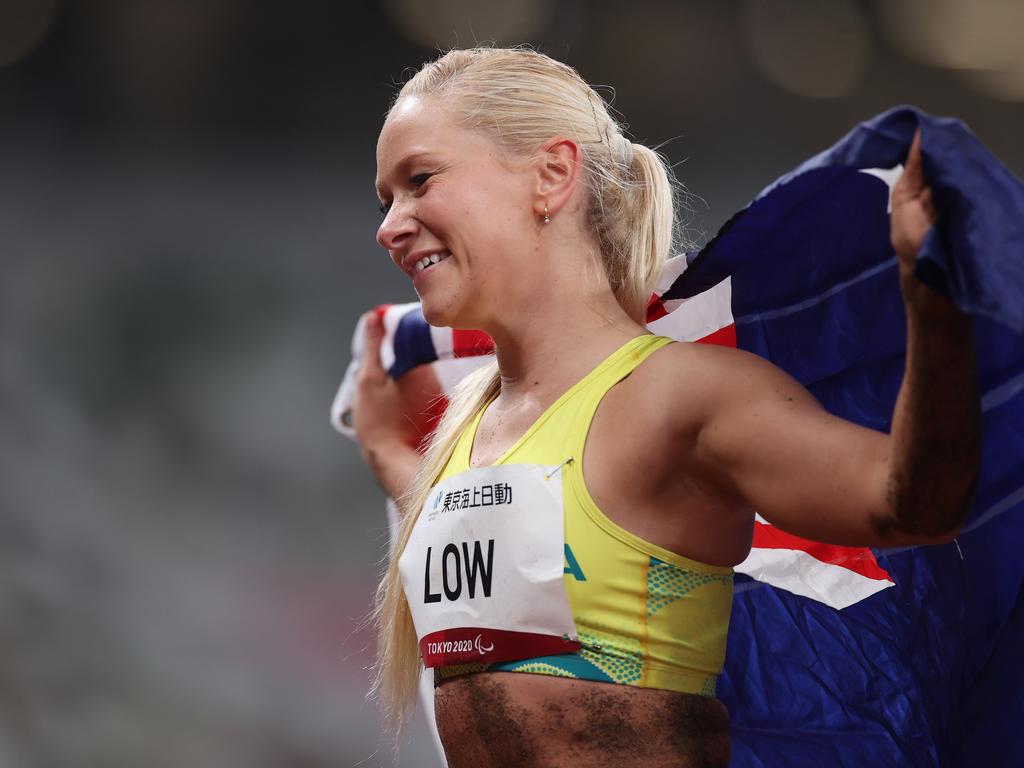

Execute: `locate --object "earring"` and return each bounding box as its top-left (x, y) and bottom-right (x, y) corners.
top-left (543, 204), bottom-right (550, 224)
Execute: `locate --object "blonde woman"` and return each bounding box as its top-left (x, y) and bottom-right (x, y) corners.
top-left (354, 48), bottom-right (978, 768)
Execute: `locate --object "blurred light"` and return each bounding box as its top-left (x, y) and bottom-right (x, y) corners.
top-left (599, 1), bottom-right (744, 105)
top-left (740, 0), bottom-right (868, 99)
top-left (382, 0), bottom-right (551, 51)
top-left (879, 0), bottom-right (1022, 70)
top-left (0, 0), bottom-right (59, 67)
top-left (879, 0), bottom-right (1024, 102)
top-left (962, 59), bottom-right (1024, 102)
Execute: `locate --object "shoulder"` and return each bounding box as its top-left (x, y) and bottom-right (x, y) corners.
top-left (626, 340), bottom-right (811, 424)
top-left (607, 339), bottom-right (825, 461)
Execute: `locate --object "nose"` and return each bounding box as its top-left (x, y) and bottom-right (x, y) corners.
top-left (376, 199), bottom-right (418, 252)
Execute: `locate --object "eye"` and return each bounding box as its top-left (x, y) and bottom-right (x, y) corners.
top-left (410, 172), bottom-right (433, 189)
top-left (376, 172), bottom-right (433, 217)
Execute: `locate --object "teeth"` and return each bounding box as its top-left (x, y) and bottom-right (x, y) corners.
top-left (412, 252), bottom-right (450, 274)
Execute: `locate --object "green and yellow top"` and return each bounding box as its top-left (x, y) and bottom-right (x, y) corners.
top-left (434, 334), bottom-right (733, 697)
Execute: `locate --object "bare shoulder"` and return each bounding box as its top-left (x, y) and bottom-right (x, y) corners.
top-left (620, 340), bottom-right (819, 432)
top-left (630, 340), bottom-right (789, 391)
top-left (591, 337), bottom-right (830, 486)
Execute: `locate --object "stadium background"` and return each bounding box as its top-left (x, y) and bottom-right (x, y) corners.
top-left (0, 1), bottom-right (1021, 765)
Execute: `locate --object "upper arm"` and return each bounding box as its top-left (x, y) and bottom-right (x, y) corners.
top-left (671, 344), bottom-right (922, 547)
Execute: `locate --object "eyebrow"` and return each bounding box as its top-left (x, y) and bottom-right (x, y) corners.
top-left (375, 151), bottom-right (439, 201)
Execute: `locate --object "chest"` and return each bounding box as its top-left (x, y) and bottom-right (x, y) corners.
top-left (469, 401), bottom-right (549, 468)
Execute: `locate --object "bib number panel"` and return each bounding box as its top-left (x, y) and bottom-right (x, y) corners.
top-left (399, 464), bottom-right (580, 667)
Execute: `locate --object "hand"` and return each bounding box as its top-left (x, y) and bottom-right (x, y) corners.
top-left (890, 129), bottom-right (938, 274)
top-left (352, 311), bottom-right (445, 456)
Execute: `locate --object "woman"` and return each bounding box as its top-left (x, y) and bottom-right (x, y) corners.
top-left (354, 48), bottom-right (979, 768)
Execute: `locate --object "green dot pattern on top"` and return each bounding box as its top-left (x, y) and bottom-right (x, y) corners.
top-left (646, 558), bottom-right (732, 617)
top-left (578, 628), bottom-right (642, 685)
top-left (509, 661), bottom-right (578, 679)
top-left (699, 673), bottom-right (718, 698)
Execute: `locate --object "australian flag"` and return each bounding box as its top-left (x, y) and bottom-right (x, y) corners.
top-left (332, 107), bottom-right (1024, 767)
top-left (668, 107), bottom-right (1024, 767)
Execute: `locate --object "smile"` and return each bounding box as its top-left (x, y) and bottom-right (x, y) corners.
top-left (413, 251), bottom-right (451, 274)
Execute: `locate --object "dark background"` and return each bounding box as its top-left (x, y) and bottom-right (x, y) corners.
top-left (1, 1), bottom-right (1021, 765)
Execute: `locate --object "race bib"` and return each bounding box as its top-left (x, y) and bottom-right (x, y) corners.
top-left (398, 464), bottom-right (580, 667)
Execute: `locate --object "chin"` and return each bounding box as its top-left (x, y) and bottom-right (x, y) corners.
top-left (422, 304), bottom-right (488, 334)
top-left (419, 298), bottom-right (459, 329)
top-left (418, 281), bottom-right (489, 330)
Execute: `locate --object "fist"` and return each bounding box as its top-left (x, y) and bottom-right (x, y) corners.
top-left (352, 311), bottom-right (445, 454)
top-left (890, 129), bottom-right (938, 271)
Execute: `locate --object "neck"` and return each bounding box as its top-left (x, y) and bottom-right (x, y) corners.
top-left (468, 216), bottom-right (650, 403)
top-left (485, 286), bottom-right (645, 402)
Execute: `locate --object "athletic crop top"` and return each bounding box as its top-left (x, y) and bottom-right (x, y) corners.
top-left (432, 334), bottom-right (733, 697)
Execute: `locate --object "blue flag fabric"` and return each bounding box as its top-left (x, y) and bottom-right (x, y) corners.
top-left (664, 107), bottom-right (1024, 767)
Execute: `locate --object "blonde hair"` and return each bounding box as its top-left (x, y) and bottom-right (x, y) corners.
top-left (371, 46), bottom-right (679, 732)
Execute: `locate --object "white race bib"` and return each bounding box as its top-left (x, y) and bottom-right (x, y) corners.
top-left (398, 464), bottom-right (580, 667)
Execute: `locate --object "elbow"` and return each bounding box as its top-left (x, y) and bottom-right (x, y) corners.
top-left (937, 482), bottom-right (977, 541)
top-left (912, 498), bottom-right (971, 544)
top-left (877, 467), bottom-right (977, 544)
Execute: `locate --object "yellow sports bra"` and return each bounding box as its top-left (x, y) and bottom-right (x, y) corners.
top-left (433, 334), bottom-right (733, 697)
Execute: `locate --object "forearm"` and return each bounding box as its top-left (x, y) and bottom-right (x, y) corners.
top-left (876, 276), bottom-right (980, 539)
top-left (361, 439), bottom-right (423, 501)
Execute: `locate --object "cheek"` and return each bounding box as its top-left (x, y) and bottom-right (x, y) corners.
top-left (426, 176), bottom-right (532, 266)
top-left (455, 172), bottom-right (520, 225)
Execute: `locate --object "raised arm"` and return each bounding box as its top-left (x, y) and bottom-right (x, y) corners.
top-left (691, 131), bottom-right (980, 547)
top-left (876, 130), bottom-right (980, 540)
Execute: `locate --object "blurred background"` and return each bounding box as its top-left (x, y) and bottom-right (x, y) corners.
top-left (0, 0), bottom-right (1021, 765)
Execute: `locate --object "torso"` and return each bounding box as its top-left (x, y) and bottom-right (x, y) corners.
top-left (433, 336), bottom-right (751, 768)
top-left (436, 672), bottom-right (730, 768)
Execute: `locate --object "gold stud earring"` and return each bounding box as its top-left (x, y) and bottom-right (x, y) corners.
top-left (543, 204), bottom-right (550, 224)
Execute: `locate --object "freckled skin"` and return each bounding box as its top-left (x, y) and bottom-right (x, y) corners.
top-left (435, 672), bottom-right (730, 768)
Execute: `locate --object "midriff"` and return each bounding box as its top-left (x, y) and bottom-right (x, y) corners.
top-left (435, 672), bottom-right (730, 768)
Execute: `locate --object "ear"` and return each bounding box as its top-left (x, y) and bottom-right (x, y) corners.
top-left (532, 137), bottom-right (582, 221)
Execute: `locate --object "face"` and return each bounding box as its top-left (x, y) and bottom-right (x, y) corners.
top-left (375, 95), bottom-right (536, 329)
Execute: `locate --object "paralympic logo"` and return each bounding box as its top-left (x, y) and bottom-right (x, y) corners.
top-left (474, 633), bottom-right (494, 655)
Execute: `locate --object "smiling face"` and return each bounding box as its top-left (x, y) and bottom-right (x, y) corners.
top-left (375, 95), bottom-right (538, 329)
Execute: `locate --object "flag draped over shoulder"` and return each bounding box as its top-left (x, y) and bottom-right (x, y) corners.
top-left (332, 107), bottom-right (1024, 767)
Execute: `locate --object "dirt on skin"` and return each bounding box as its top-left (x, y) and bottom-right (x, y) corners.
top-left (434, 671), bottom-right (730, 768)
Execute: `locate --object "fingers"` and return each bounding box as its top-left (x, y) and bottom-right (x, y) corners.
top-left (902, 128), bottom-right (925, 189)
top-left (907, 128), bottom-right (922, 162)
top-left (889, 129), bottom-right (937, 261)
top-left (920, 187), bottom-right (937, 226)
top-left (359, 310), bottom-right (388, 383)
